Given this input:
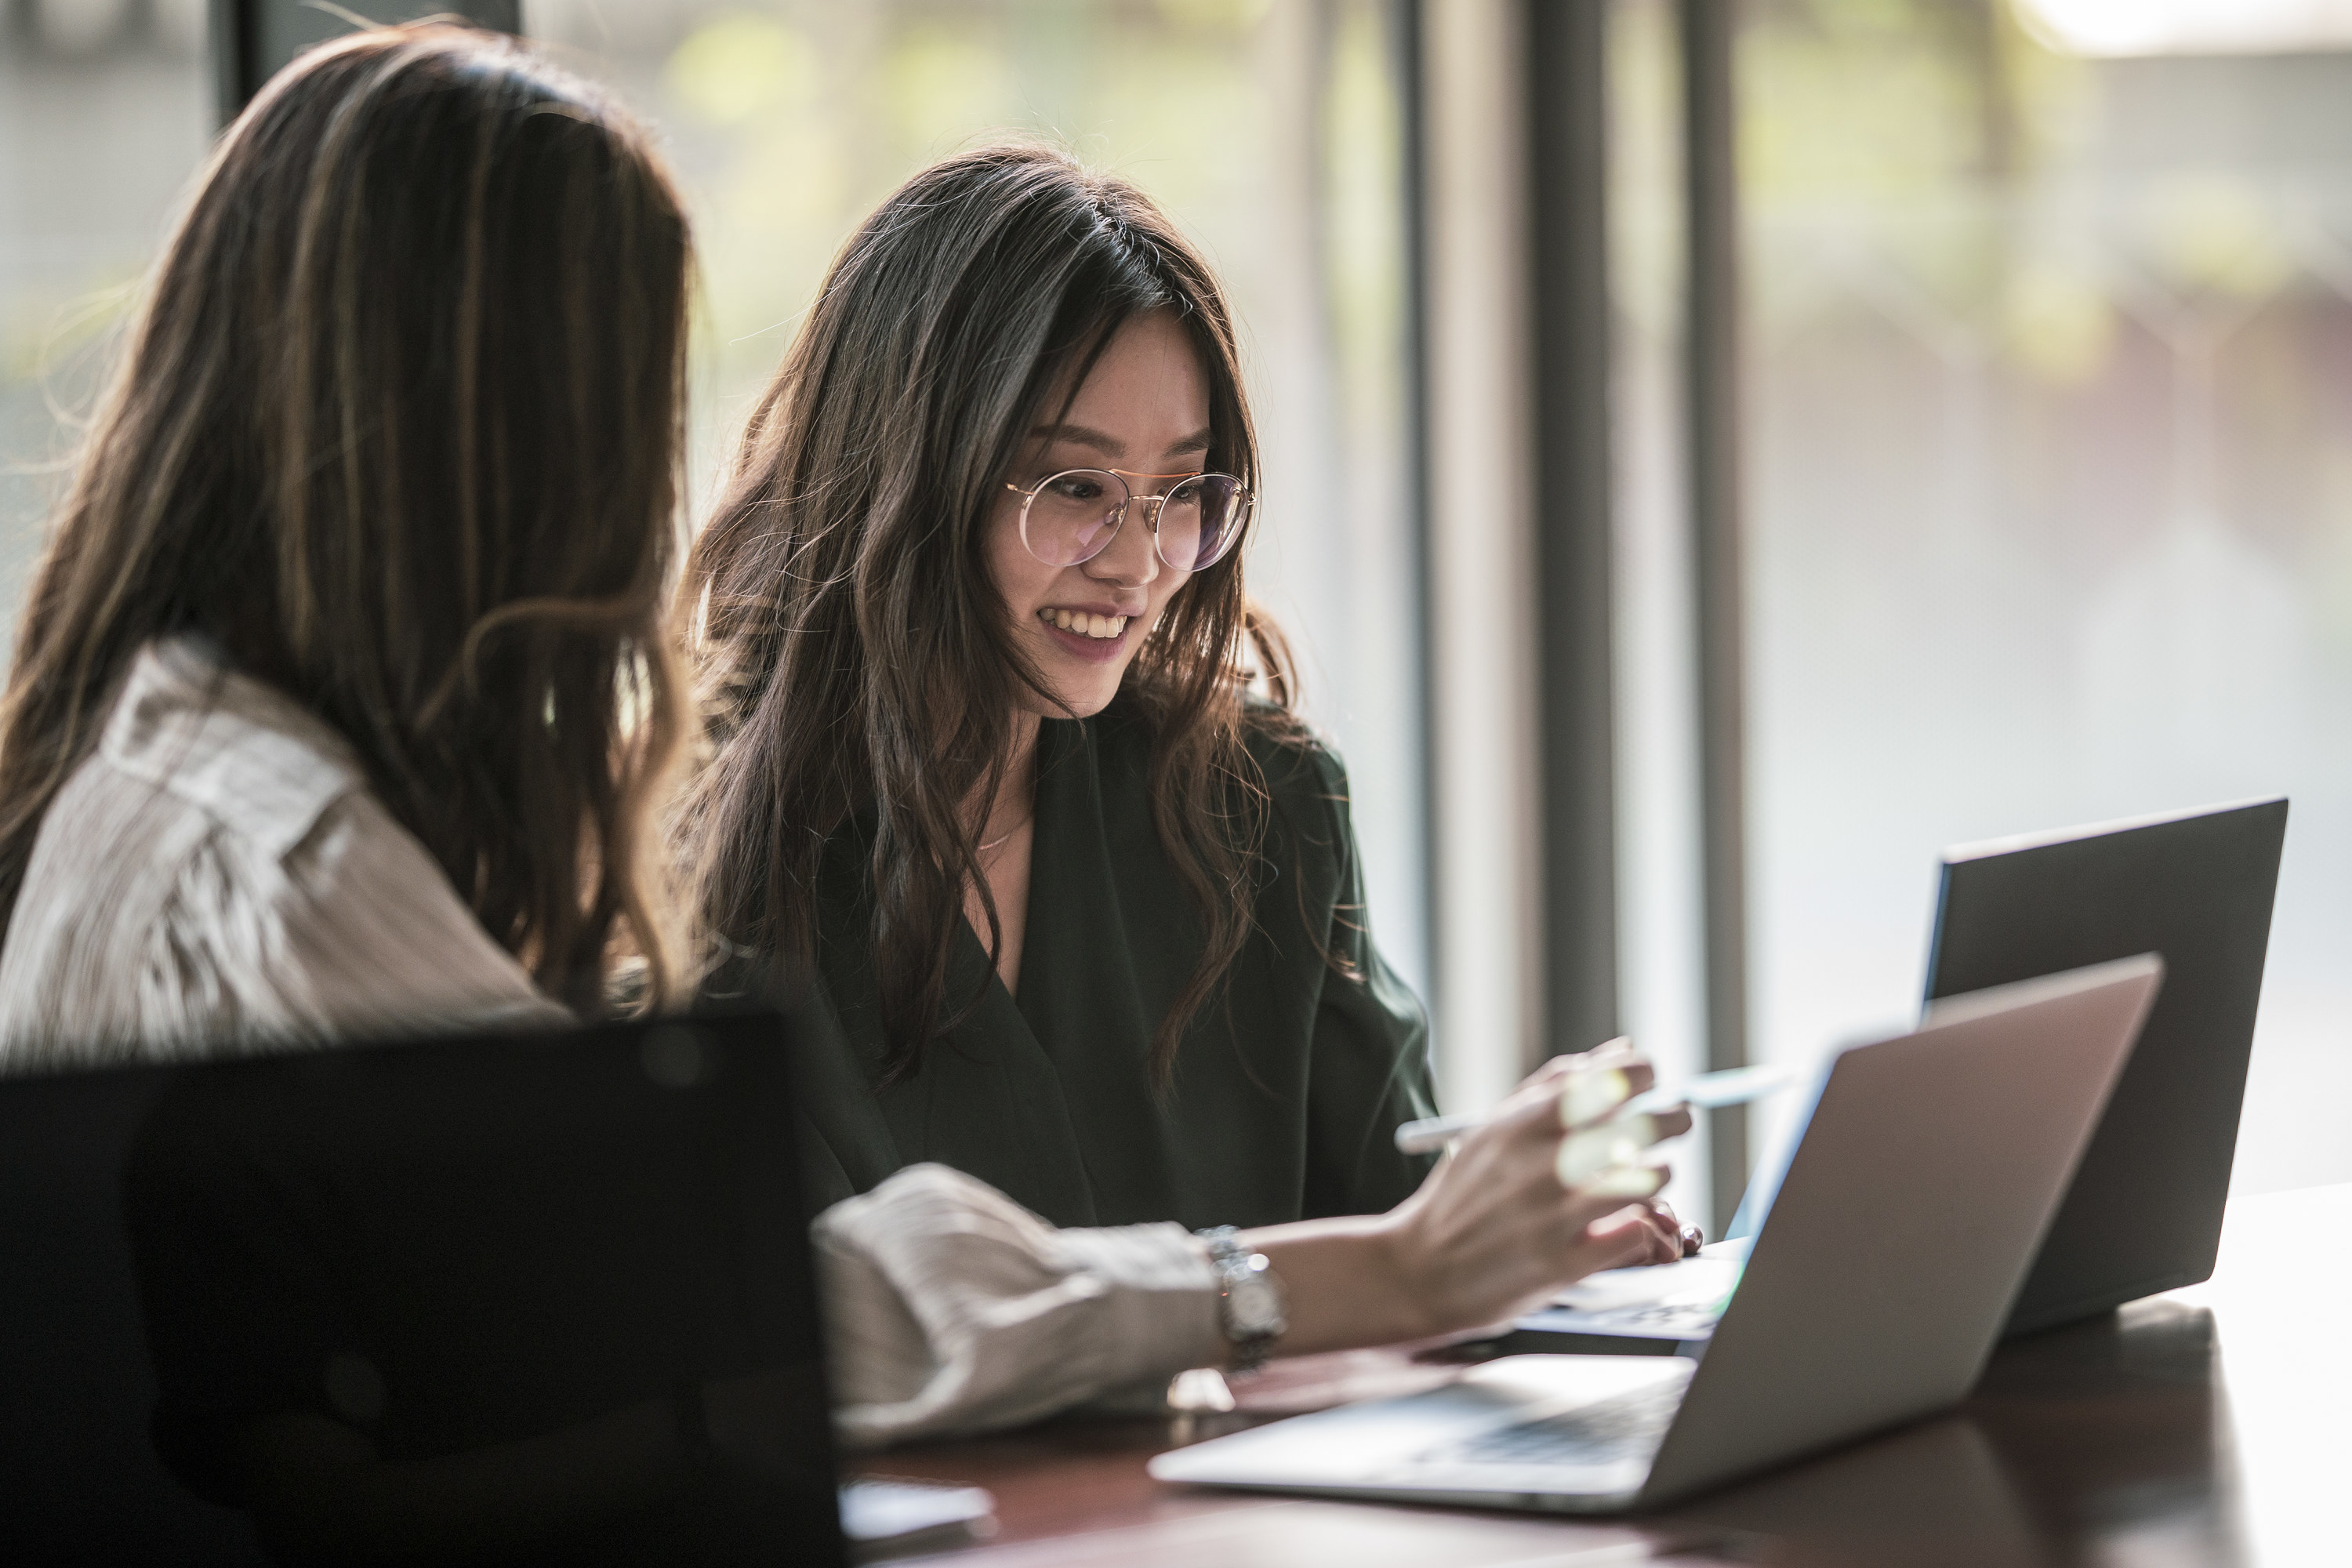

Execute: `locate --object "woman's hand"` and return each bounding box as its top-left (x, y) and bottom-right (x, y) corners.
top-left (1240, 1043), bottom-right (1694, 1359)
top-left (1620, 1200), bottom-right (1704, 1264)
top-left (1512, 1044), bottom-right (1702, 1265)
top-left (1374, 1047), bottom-right (1695, 1336)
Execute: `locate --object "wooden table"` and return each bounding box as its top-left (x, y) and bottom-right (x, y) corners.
top-left (855, 1183), bottom-right (2352, 1566)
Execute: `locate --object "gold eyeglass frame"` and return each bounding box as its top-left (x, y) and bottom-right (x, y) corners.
top-left (1003, 466), bottom-right (1252, 572)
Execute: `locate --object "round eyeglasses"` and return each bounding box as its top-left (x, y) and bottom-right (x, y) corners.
top-left (1003, 468), bottom-right (1251, 574)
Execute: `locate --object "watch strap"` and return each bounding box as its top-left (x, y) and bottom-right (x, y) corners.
top-left (1196, 1225), bottom-right (1286, 1374)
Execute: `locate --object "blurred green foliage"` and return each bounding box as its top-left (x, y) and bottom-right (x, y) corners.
top-left (638, 0), bottom-right (1402, 501)
top-left (1737, 0), bottom-right (2314, 385)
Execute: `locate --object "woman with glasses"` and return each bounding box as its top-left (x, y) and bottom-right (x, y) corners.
top-left (683, 147), bottom-right (1696, 1256)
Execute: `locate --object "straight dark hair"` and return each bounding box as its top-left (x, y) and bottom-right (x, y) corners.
top-left (683, 144), bottom-right (1304, 1086)
top-left (0, 24), bottom-right (693, 1009)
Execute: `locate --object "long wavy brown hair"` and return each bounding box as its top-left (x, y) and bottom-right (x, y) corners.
top-left (682, 145), bottom-right (1303, 1086)
top-left (0, 24), bottom-right (693, 1011)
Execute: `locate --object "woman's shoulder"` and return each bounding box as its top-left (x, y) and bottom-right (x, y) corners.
top-left (0, 641), bottom-right (369, 990)
top-left (1238, 699), bottom-right (1348, 808)
top-left (0, 641), bottom-right (557, 1068)
top-left (282, 790), bottom-right (564, 1033)
top-left (100, 637), bottom-right (370, 858)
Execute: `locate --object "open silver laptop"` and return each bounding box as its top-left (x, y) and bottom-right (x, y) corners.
top-left (1149, 957), bottom-right (2160, 1512)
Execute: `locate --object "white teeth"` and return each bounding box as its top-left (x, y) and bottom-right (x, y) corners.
top-left (1036, 609), bottom-right (1129, 641)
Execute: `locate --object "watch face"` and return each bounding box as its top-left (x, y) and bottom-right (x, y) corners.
top-left (1229, 1274), bottom-right (1283, 1338)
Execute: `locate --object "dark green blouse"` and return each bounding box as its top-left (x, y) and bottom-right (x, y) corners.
top-left (776, 701), bottom-right (1438, 1232)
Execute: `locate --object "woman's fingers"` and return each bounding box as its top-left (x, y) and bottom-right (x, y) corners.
top-left (1517, 1036), bottom-right (1633, 1087)
top-left (1514, 1054), bottom-right (1582, 1092)
top-left (1515, 1040), bottom-right (1654, 1100)
top-left (1636, 1204), bottom-right (1684, 1265)
top-left (1396, 1141), bottom-right (1685, 1330)
top-left (1477, 1062), bottom-right (1694, 1197)
top-left (1553, 1101), bottom-right (1697, 1185)
top-left (1640, 1198), bottom-right (1704, 1258)
top-left (1559, 1058), bottom-right (1658, 1134)
top-left (1578, 1204), bottom-right (1673, 1271)
top-left (1403, 1046), bottom-right (1705, 1320)
top-left (1650, 1105), bottom-right (1694, 1142)
top-left (1484, 1076), bottom-right (1577, 1145)
top-left (1588, 1200), bottom-right (1700, 1267)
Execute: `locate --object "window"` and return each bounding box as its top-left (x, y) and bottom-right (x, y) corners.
top-left (0, 0), bottom-right (209, 655)
top-left (1733, 0), bottom-right (2352, 1194)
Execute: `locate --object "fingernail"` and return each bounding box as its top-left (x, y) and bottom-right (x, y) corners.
top-left (1555, 1116), bottom-right (1659, 1185)
top-left (1559, 1067), bottom-right (1632, 1128)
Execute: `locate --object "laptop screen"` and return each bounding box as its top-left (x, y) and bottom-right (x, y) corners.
top-left (1, 1014), bottom-right (846, 1566)
top-left (1925, 797), bottom-right (2285, 1333)
top-left (1720, 1061), bottom-right (1831, 1243)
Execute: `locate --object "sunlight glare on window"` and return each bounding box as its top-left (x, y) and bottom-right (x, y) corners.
top-left (2015, 0), bottom-right (2352, 56)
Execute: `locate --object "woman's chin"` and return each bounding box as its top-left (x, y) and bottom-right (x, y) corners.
top-left (1016, 666), bottom-right (1124, 721)
top-left (1025, 682), bottom-right (1120, 720)
top-left (1020, 626), bottom-right (1134, 717)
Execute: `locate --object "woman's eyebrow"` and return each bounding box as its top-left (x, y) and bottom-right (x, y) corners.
top-left (1029, 423), bottom-right (1126, 459)
top-left (1025, 424), bottom-right (1218, 466)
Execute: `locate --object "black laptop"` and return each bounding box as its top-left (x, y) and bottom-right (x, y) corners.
top-left (1511, 796), bottom-right (2287, 1352)
top-left (0, 1013), bottom-right (848, 1566)
top-left (1924, 796), bottom-right (2287, 1334)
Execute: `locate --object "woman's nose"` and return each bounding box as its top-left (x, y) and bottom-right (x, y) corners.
top-left (1087, 500), bottom-right (1161, 587)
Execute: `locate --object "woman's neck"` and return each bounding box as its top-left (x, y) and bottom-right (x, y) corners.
top-left (977, 710), bottom-right (1043, 844)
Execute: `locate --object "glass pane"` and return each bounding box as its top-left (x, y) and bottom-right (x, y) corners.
top-left (0, 0), bottom-right (210, 657)
top-left (1737, 0), bottom-right (2352, 1193)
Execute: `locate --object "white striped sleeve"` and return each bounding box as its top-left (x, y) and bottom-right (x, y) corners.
top-left (814, 1163), bottom-right (1224, 1450)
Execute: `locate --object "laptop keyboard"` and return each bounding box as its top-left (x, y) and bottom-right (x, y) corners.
top-left (1439, 1381), bottom-right (1684, 1468)
top-left (1573, 1301), bottom-right (1723, 1332)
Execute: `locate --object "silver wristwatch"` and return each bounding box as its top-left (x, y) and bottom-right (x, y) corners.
top-left (1197, 1225), bottom-right (1287, 1374)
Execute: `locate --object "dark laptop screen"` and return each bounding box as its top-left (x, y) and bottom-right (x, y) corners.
top-left (1925, 797), bottom-right (2286, 1336)
top-left (0, 1013), bottom-right (845, 1566)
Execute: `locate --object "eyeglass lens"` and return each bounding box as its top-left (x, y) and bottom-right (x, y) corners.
top-left (1021, 470), bottom-right (1245, 572)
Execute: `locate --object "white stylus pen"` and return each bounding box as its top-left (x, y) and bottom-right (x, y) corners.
top-left (1392, 1062), bottom-right (1793, 1156)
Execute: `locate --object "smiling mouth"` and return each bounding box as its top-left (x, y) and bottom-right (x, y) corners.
top-left (1039, 608), bottom-right (1130, 641)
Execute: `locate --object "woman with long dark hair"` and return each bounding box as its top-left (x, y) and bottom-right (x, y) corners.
top-left (685, 144), bottom-right (1691, 1244)
top-left (686, 147), bottom-right (1434, 1231)
top-left (0, 24), bottom-right (731, 1555)
top-left (0, 26), bottom-right (689, 1057)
